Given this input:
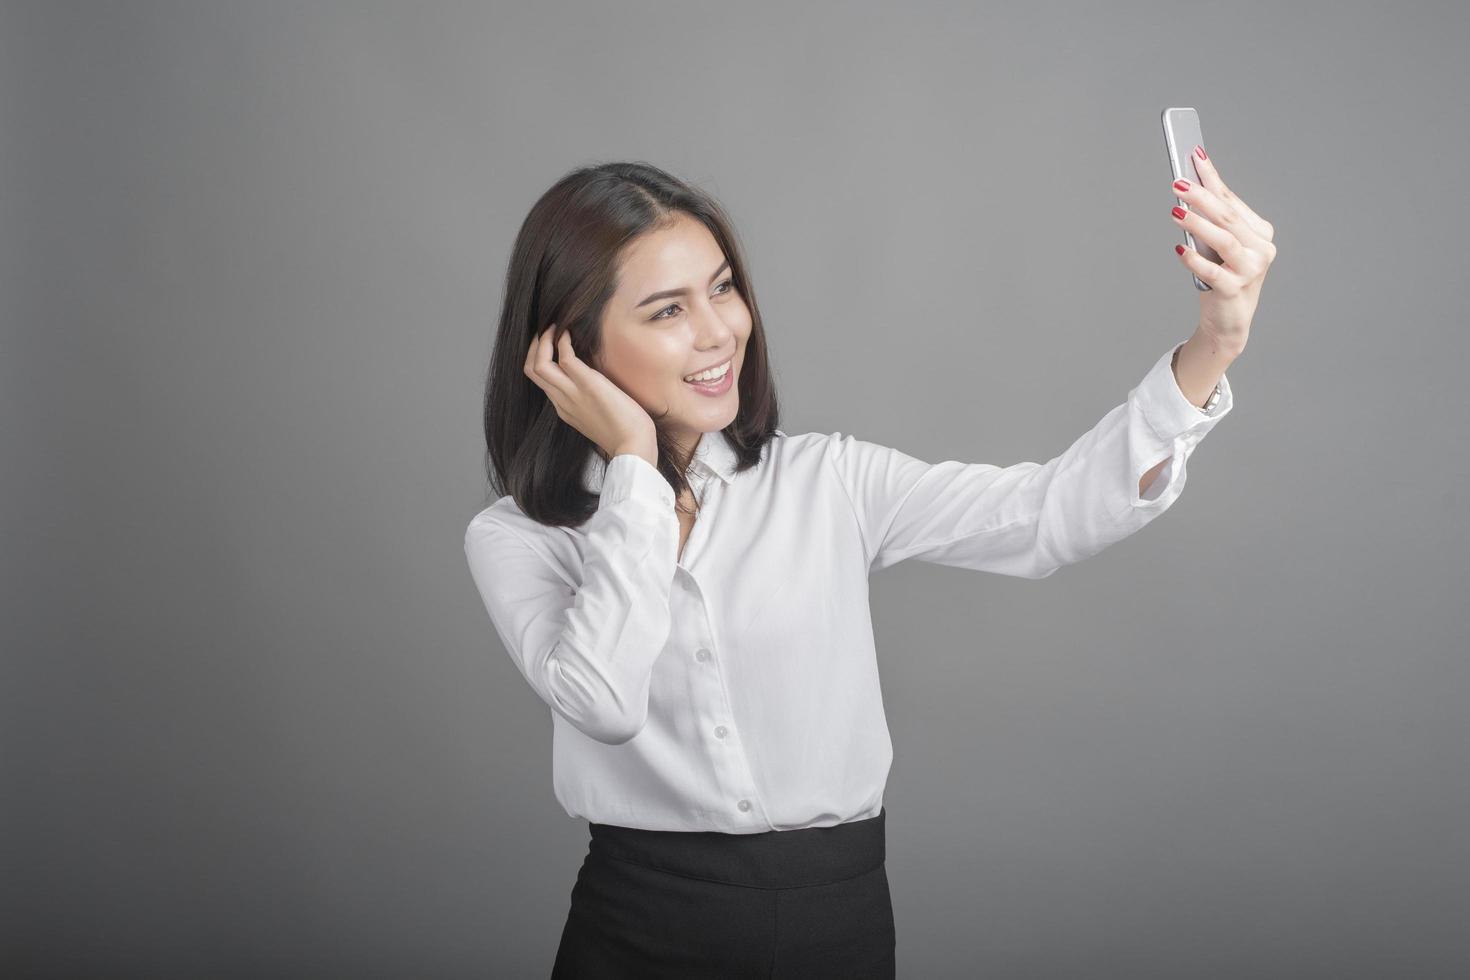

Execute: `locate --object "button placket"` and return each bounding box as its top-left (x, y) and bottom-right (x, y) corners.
top-left (688, 608), bottom-right (765, 825)
top-left (679, 576), bottom-right (746, 818)
top-left (676, 506), bottom-right (767, 827)
top-left (675, 469), bottom-right (719, 571)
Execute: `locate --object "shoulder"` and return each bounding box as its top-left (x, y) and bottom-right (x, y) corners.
top-left (753, 428), bottom-right (835, 476)
top-left (756, 429), bottom-right (901, 497)
top-left (767, 428), bottom-right (883, 466)
top-left (763, 428), bottom-right (847, 458)
top-left (464, 496), bottom-right (543, 553)
top-left (464, 497), bottom-right (582, 589)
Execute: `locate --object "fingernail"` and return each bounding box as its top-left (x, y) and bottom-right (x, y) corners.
top-left (1194, 144), bottom-right (1207, 161)
top-left (1175, 244), bottom-right (1186, 255)
top-left (1171, 205), bottom-right (1187, 220)
top-left (1173, 178), bottom-right (1191, 192)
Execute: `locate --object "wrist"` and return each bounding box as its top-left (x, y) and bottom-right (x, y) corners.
top-left (1189, 323), bottom-right (1247, 361)
top-left (612, 443), bottom-right (658, 469)
top-left (1172, 334), bottom-right (1233, 411)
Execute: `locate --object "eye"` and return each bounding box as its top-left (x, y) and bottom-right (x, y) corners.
top-left (651, 278), bottom-right (736, 321)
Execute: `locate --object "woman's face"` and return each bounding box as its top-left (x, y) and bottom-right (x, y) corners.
top-left (594, 212), bottom-right (752, 457)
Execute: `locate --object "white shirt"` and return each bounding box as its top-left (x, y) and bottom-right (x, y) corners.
top-left (464, 340), bottom-right (1233, 834)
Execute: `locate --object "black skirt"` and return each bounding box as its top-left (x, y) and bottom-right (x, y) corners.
top-left (550, 806), bottom-right (895, 979)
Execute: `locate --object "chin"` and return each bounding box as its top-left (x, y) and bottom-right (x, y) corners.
top-left (681, 404), bottom-right (738, 434)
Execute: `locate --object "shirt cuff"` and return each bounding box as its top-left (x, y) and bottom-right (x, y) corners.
top-left (1134, 340), bottom-right (1235, 450)
top-left (598, 453), bottom-right (676, 513)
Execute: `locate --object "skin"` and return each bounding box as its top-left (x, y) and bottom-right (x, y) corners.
top-left (590, 212), bottom-right (753, 540)
top-left (1140, 144), bottom-right (1277, 497)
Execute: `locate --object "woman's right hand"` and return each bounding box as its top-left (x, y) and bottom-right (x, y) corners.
top-left (524, 323), bottom-right (658, 466)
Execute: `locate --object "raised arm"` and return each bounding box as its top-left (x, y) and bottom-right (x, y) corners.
top-left (464, 454), bottom-right (677, 744)
top-left (827, 339), bottom-right (1234, 578)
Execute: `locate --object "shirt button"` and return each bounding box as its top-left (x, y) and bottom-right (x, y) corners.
top-left (695, 648), bottom-right (710, 662)
top-left (737, 799), bottom-right (751, 812)
top-left (714, 725), bottom-right (728, 739)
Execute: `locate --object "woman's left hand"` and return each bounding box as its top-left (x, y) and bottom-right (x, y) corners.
top-left (1170, 145), bottom-right (1276, 353)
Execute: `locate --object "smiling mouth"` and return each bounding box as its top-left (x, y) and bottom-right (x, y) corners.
top-left (682, 357), bottom-right (733, 384)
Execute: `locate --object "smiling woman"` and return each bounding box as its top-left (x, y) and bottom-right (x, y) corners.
top-left (475, 162), bottom-right (782, 531)
top-left (466, 161), bottom-right (904, 977)
top-left (594, 212), bottom-right (753, 459)
top-left (464, 158), bottom-right (1239, 980)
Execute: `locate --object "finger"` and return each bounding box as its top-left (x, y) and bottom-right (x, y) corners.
top-left (530, 324), bottom-right (576, 399)
top-left (556, 329), bottom-right (582, 366)
top-left (1171, 202), bottom-right (1252, 273)
top-left (1175, 242), bottom-right (1241, 294)
top-left (524, 323), bottom-right (544, 376)
top-left (554, 331), bottom-right (588, 381)
top-left (1221, 190), bottom-right (1274, 243)
top-left (1189, 146), bottom-right (1274, 242)
top-left (1172, 179), bottom-right (1267, 253)
top-left (525, 324), bottom-right (551, 384)
top-left (1170, 190), bottom-right (1273, 280)
top-left (1190, 144), bottom-right (1225, 193)
top-left (557, 328), bottom-right (609, 379)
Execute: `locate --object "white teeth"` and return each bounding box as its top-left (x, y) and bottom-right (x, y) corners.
top-left (683, 359), bottom-right (731, 383)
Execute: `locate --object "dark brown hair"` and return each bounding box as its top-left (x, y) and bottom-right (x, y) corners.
top-left (476, 162), bottom-right (782, 528)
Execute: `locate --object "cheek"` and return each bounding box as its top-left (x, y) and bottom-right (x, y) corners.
top-left (621, 350), bottom-right (690, 396)
top-left (722, 306), bottom-right (753, 347)
top-left (600, 334), bottom-right (676, 388)
top-left (623, 360), bottom-right (675, 393)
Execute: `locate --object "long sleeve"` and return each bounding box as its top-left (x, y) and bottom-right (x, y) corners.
top-left (463, 454), bottom-right (679, 745)
top-left (827, 340), bottom-right (1234, 578)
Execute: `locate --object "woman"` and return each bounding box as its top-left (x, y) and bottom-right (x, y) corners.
top-left (465, 157), bottom-right (1275, 978)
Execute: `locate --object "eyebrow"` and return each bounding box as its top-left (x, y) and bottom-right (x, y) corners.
top-left (635, 259), bottom-right (731, 309)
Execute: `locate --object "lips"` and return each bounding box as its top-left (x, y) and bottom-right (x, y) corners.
top-left (684, 361), bottom-right (734, 396)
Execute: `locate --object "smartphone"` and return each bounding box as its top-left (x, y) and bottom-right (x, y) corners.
top-left (1161, 107), bottom-right (1219, 291)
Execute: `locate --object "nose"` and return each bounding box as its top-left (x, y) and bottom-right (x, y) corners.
top-left (695, 297), bottom-right (736, 339)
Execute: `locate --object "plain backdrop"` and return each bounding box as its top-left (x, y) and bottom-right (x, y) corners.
top-left (4, 1), bottom-right (1467, 977)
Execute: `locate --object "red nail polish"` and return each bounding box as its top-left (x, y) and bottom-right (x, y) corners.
top-left (1172, 205), bottom-right (1187, 220)
top-left (1194, 144), bottom-right (1207, 161)
top-left (1175, 244), bottom-right (1186, 255)
top-left (1173, 179), bottom-right (1191, 192)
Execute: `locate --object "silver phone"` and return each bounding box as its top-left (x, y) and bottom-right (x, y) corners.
top-left (1161, 107), bottom-right (1218, 291)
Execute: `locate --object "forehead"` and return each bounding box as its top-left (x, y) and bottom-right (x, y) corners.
top-left (617, 215), bottom-right (724, 287)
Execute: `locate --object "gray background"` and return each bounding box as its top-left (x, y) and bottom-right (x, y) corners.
top-left (4, 1), bottom-right (1467, 977)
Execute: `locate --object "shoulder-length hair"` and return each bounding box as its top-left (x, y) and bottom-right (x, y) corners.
top-left (476, 161), bottom-right (782, 528)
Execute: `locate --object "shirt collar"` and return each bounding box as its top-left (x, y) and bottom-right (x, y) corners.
top-left (581, 428), bottom-right (740, 494)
